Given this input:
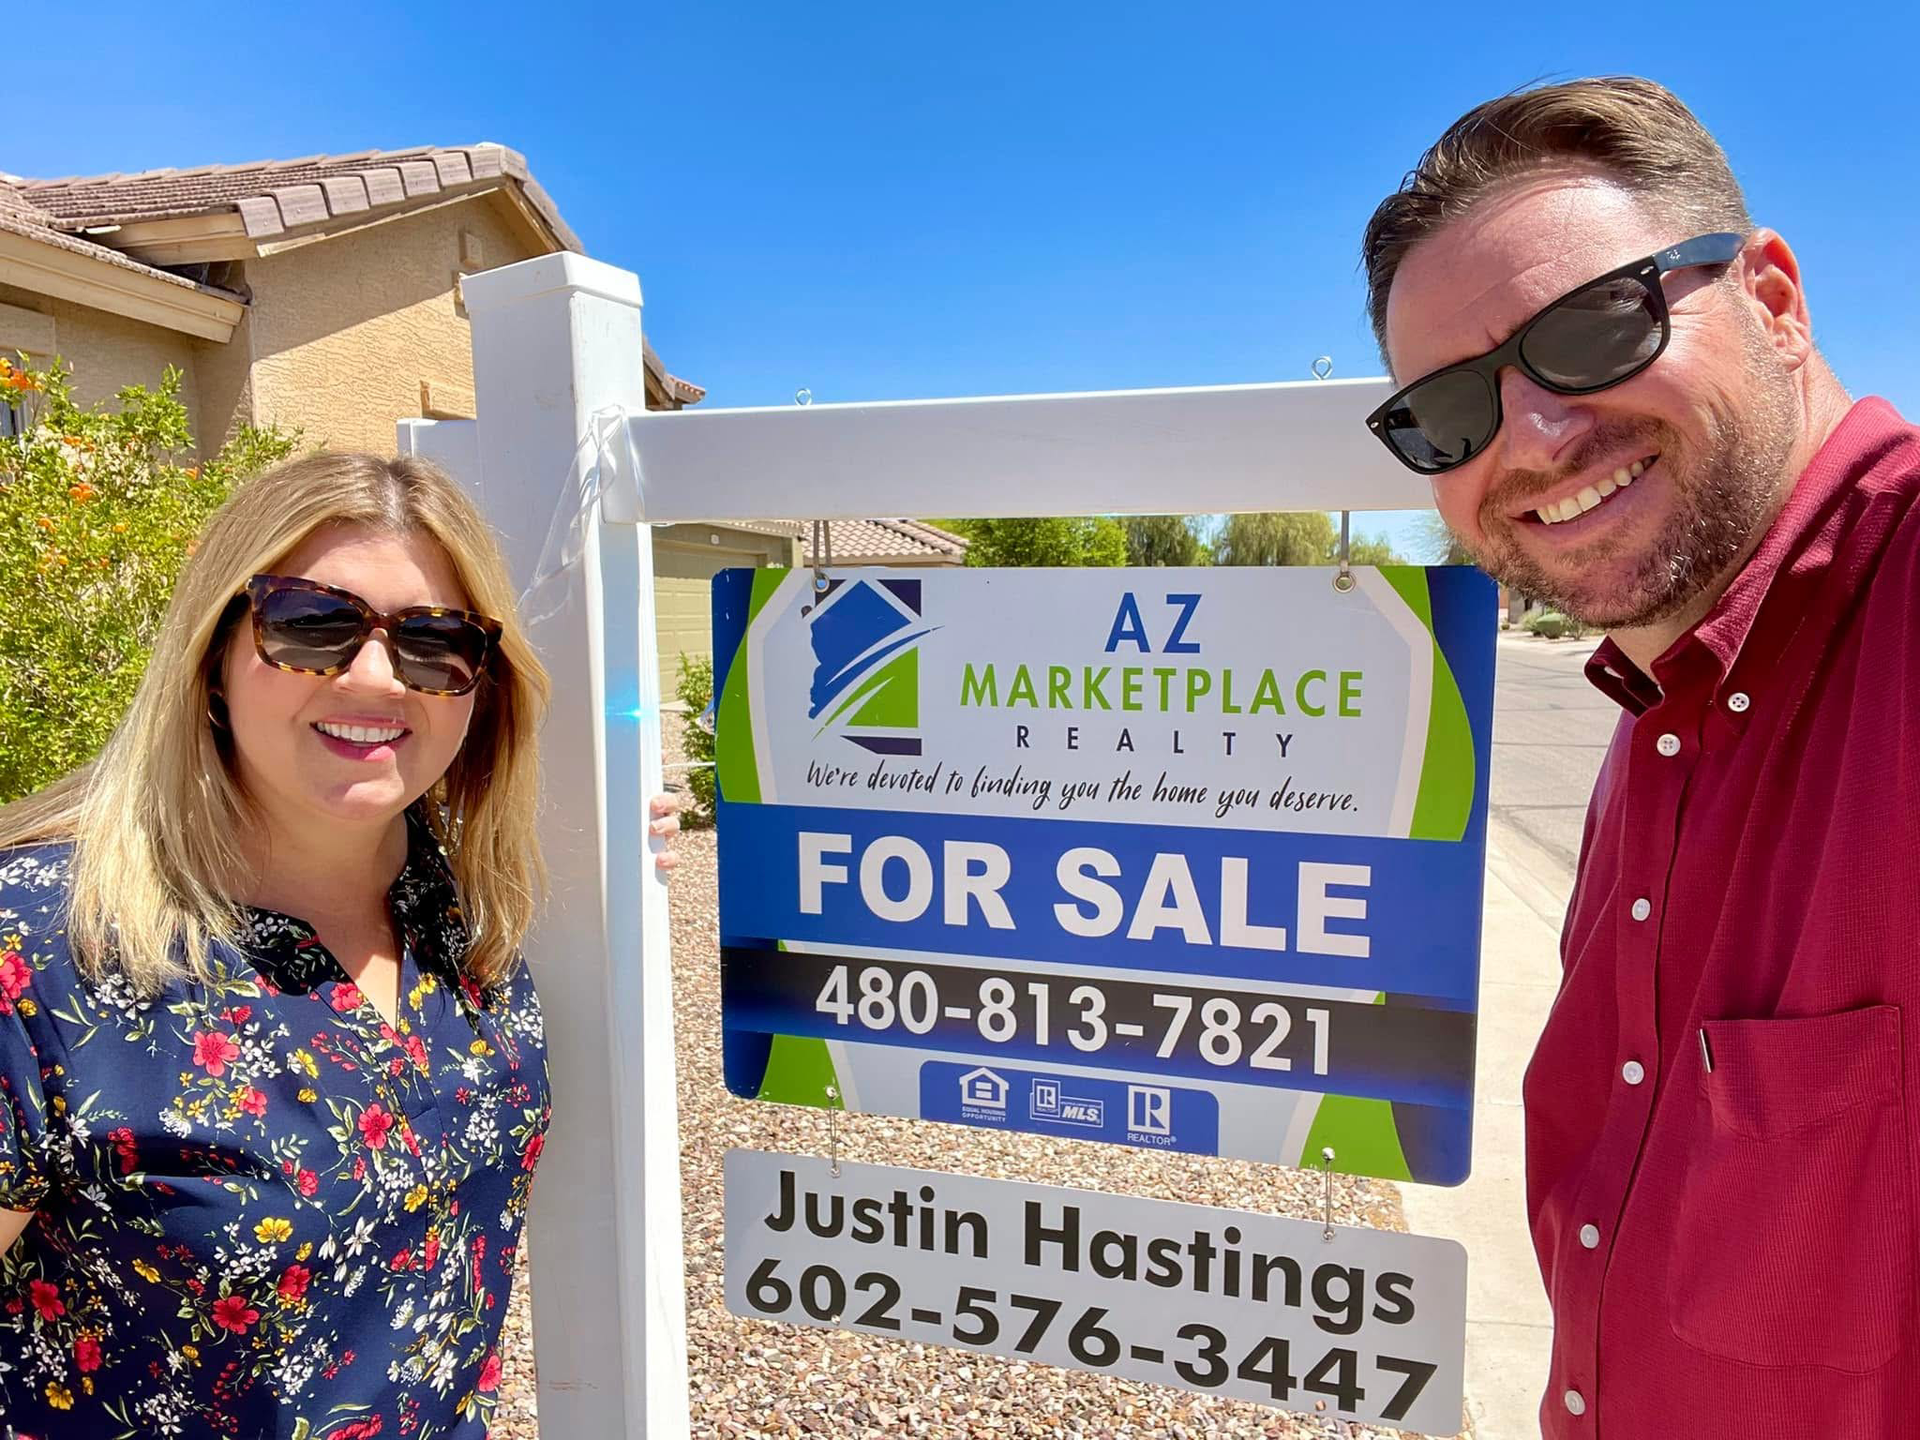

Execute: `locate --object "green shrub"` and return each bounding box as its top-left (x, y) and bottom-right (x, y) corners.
top-left (674, 651), bottom-right (717, 828)
top-left (0, 356), bottom-right (298, 801)
top-left (1525, 610), bottom-right (1585, 640)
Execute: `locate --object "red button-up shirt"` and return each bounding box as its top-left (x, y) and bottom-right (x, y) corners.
top-left (1525, 397), bottom-right (1920, 1438)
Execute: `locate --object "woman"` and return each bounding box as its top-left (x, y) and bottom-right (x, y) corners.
top-left (0, 452), bottom-right (678, 1437)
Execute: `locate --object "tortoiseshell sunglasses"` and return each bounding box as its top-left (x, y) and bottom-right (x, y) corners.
top-left (240, 574), bottom-right (502, 697)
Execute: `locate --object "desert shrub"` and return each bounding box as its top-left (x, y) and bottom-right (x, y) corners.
top-left (0, 356), bottom-right (298, 800)
top-left (673, 651), bottom-right (717, 827)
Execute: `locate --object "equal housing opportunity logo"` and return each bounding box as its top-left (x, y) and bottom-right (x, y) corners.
top-left (807, 577), bottom-right (937, 756)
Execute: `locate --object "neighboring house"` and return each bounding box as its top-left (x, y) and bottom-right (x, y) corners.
top-left (0, 143), bottom-right (794, 688)
top-left (801, 517), bottom-right (969, 568)
top-left (654, 517), bottom-right (969, 700)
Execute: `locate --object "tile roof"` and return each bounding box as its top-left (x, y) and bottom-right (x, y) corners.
top-left (7, 150), bottom-right (704, 401)
top-left (16, 144), bottom-right (584, 252)
top-left (0, 178), bottom-right (242, 298)
top-left (802, 518), bottom-right (969, 563)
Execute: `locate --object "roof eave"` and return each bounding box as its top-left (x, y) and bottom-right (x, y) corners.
top-left (0, 227), bottom-right (244, 342)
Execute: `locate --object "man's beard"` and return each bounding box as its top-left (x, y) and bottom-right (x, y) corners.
top-left (1462, 350), bottom-right (1798, 632)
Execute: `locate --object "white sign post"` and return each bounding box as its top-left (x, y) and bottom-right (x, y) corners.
top-left (403, 251), bottom-right (1437, 1436)
top-left (398, 254), bottom-right (688, 1439)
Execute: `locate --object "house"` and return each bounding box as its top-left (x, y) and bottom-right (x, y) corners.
top-left (0, 143), bottom-right (795, 689)
top-left (651, 518), bottom-right (968, 699)
top-left (800, 518), bottom-right (968, 568)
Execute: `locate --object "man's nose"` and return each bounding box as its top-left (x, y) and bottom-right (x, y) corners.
top-left (1494, 368), bottom-right (1595, 473)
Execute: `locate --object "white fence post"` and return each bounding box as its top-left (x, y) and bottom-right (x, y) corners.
top-left (439, 252), bottom-right (690, 1438)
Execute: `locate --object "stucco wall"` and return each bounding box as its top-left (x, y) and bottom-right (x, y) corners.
top-left (0, 283), bottom-right (203, 439)
top-left (245, 194), bottom-right (543, 453)
top-left (191, 305), bottom-right (255, 459)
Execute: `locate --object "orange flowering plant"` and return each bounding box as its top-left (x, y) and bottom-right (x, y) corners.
top-left (0, 356), bottom-right (298, 799)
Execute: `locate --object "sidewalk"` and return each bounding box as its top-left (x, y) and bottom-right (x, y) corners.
top-left (1400, 820), bottom-right (1572, 1438)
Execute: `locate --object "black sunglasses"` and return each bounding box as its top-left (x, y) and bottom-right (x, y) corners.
top-left (240, 574), bottom-right (503, 697)
top-left (1367, 232), bottom-right (1745, 475)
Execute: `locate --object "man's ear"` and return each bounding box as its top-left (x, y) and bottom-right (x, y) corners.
top-left (1741, 228), bottom-right (1815, 373)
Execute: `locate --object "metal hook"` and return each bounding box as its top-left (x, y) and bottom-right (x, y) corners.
top-left (1332, 511), bottom-right (1355, 593)
top-left (825, 1084), bottom-right (841, 1177)
top-left (795, 387), bottom-right (813, 407)
top-left (811, 519), bottom-right (832, 596)
top-left (1311, 355), bottom-right (1334, 381)
top-left (1321, 1146), bottom-right (1337, 1242)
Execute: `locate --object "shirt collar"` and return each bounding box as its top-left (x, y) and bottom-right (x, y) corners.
top-left (1585, 397), bottom-right (1915, 715)
top-left (236, 801), bottom-right (471, 994)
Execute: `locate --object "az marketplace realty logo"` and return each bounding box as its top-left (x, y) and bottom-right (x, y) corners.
top-left (807, 577), bottom-right (938, 756)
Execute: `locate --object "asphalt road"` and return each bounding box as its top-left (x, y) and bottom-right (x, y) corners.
top-left (1489, 631), bottom-right (1619, 887)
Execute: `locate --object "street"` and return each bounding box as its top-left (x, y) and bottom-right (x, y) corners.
top-left (1487, 632), bottom-right (1620, 890)
top-left (1399, 629), bottom-right (1615, 1439)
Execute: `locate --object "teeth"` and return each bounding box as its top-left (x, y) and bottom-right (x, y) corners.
top-left (317, 722), bottom-right (405, 745)
top-left (1534, 458), bottom-right (1652, 525)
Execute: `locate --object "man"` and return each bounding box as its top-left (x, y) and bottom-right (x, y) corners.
top-left (1360, 77), bottom-right (1920, 1435)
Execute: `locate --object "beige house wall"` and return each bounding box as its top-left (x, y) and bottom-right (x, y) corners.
top-left (653, 532), bottom-right (801, 697)
top-left (245, 193), bottom-right (543, 452)
top-left (0, 283), bottom-right (203, 439)
top-left (191, 306), bottom-right (256, 459)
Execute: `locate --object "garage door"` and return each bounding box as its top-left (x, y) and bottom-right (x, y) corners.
top-left (655, 576), bottom-right (715, 702)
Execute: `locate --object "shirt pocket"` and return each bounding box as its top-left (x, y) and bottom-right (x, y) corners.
top-left (1667, 1004), bottom-right (1911, 1371)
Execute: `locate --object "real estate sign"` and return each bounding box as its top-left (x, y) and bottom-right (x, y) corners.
top-left (725, 1150), bottom-right (1468, 1432)
top-left (713, 565), bottom-right (1495, 1183)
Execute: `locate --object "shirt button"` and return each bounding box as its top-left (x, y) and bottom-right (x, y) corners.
top-left (1622, 1060), bottom-right (1646, 1086)
top-left (1580, 1224), bottom-right (1601, 1249)
top-left (1655, 732), bottom-right (1681, 757)
top-left (1565, 1389), bottom-right (1588, 1417)
top-left (1630, 897), bottom-right (1652, 922)
top-left (1727, 691), bottom-right (1751, 713)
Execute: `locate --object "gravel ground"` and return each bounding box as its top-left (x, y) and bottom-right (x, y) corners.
top-left (488, 718), bottom-right (1465, 1439)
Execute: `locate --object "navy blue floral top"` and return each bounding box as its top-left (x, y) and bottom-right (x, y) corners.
top-left (0, 802), bottom-right (550, 1439)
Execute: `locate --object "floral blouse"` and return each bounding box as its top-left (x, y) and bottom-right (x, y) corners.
top-left (0, 802), bottom-right (551, 1439)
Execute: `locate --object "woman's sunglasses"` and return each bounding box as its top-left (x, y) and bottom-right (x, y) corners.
top-left (240, 574), bottom-right (503, 697)
top-left (1366, 232), bottom-right (1745, 475)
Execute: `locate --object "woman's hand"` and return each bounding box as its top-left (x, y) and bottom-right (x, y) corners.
top-left (650, 792), bottom-right (683, 874)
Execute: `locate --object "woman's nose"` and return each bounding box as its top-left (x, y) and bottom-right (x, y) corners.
top-left (343, 629), bottom-right (404, 690)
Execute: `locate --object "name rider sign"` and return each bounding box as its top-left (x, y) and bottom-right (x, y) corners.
top-left (714, 565), bottom-right (1495, 1183)
top-left (725, 1150), bottom-right (1468, 1432)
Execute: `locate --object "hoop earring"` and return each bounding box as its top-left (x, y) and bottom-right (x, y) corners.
top-left (207, 689), bottom-right (230, 732)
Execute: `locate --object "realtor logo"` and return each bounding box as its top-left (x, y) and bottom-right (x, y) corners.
top-left (957, 1067), bottom-right (1008, 1112)
top-left (1128, 1085), bottom-right (1172, 1136)
top-left (1031, 1077), bottom-right (1104, 1128)
top-left (806, 577), bottom-right (936, 756)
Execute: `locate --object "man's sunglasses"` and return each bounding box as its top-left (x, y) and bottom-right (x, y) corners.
top-left (240, 574), bottom-right (503, 697)
top-left (1366, 232), bottom-right (1745, 475)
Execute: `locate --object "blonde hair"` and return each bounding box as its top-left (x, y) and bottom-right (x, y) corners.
top-left (0, 452), bottom-right (551, 994)
top-left (1362, 76), bottom-right (1752, 366)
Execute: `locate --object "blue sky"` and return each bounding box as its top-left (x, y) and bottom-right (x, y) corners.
top-left (15, 2), bottom-right (1918, 559)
